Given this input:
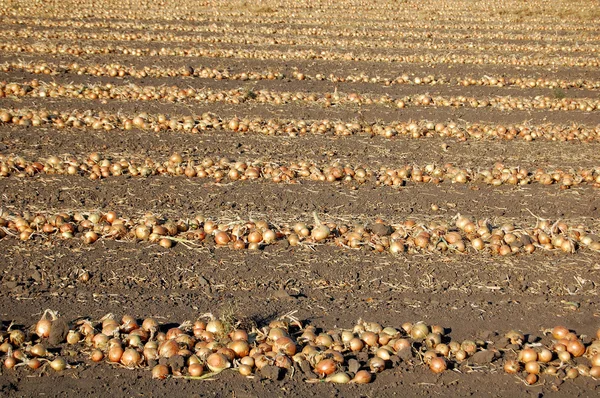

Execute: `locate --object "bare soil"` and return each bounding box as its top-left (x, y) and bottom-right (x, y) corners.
top-left (1, 0), bottom-right (600, 397)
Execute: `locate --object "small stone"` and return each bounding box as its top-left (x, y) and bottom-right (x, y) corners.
top-left (48, 318), bottom-right (69, 346)
top-left (31, 271), bottom-right (42, 282)
top-left (5, 281), bottom-right (18, 289)
top-left (297, 360), bottom-right (316, 378)
top-left (368, 223), bottom-right (393, 236)
top-left (396, 347), bottom-right (413, 361)
top-left (495, 337), bottom-right (509, 349)
top-left (469, 350), bottom-right (497, 365)
top-left (347, 358), bottom-right (361, 374)
top-left (260, 365), bottom-right (281, 381)
top-left (356, 351), bottom-right (370, 362)
top-left (272, 289), bottom-right (293, 300)
top-left (167, 355), bottom-right (185, 372)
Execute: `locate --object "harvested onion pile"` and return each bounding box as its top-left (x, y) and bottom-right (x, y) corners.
top-left (1, 311), bottom-right (599, 389)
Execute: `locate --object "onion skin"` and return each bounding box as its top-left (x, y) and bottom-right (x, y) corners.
top-left (525, 373), bottom-right (538, 385)
top-left (567, 340), bottom-right (585, 357)
top-left (188, 363), bottom-right (204, 377)
top-left (504, 359), bottom-right (520, 374)
top-left (152, 364), bottom-right (170, 379)
top-left (35, 318), bottom-right (52, 339)
top-left (351, 370), bottom-right (372, 384)
top-left (429, 357), bottom-right (447, 373)
top-left (315, 358), bottom-right (336, 376)
top-left (90, 349), bottom-right (104, 362)
top-left (206, 353), bottom-right (230, 372)
top-left (50, 357), bottom-right (67, 371)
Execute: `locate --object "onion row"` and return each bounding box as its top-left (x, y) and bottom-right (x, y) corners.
top-left (1, 153), bottom-right (599, 190)
top-left (5, 15), bottom-right (599, 44)
top-left (3, 80), bottom-right (599, 112)
top-left (2, 312), bottom-right (600, 388)
top-left (5, 0), bottom-right (598, 33)
top-left (2, 41), bottom-right (598, 68)
top-left (3, 61), bottom-right (599, 90)
top-left (3, 26), bottom-right (598, 55)
top-left (2, 108), bottom-right (599, 142)
top-left (1, 210), bottom-right (599, 254)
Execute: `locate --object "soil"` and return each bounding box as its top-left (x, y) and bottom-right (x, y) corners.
top-left (1, 1), bottom-right (600, 397)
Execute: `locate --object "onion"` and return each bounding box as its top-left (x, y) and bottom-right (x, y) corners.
top-left (92, 333), bottom-right (109, 349)
top-left (188, 363), bottom-right (203, 377)
top-left (10, 330), bottom-right (26, 346)
top-left (525, 373), bottom-right (537, 385)
top-left (28, 358), bottom-right (42, 370)
top-left (591, 353), bottom-right (600, 367)
top-left (206, 320), bottom-right (225, 336)
top-left (240, 356), bottom-right (254, 367)
top-left (228, 340), bottom-right (250, 358)
top-left (504, 359), bottom-right (520, 374)
top-left (230, 329), bottom-right (248, 341)
top-left (368, 357), bottom-right (385, 372)
top-left (524, 361), bottom-right (540, 375)
top-left (206, 353), bottom-right (230, 372)
top-left (567, 340), bottom-right (585, 357)
top-left (121, 348), bottom-right (141, 367)
top-left (314, 333), bottom-right (333, 348)
top-left (35, 313), bottom-right (53, 338)
top-left (410, 322), bottom-right (429, 340)
top-left (505, 330), bottom-right (524, 345)
top-left (361, 331), bottom-right (378, 347)
top-left (590, 366), bottom-right (600, 378)
top-left (394, 338), bottom-right (411, 352)
top-left (538, 348), bottom-right (552, 363)
top-left (558, 350), bottom-right (571, 362)
top-left (566, 367), bottom-right (579, 379)
top-left (218, 348), bottom-right (236, 362)
top-left (274, 337), bottom-right (297, 356)
top-left (454, 350), bottom-right (467, 362)
top-left (4, 357), bottom-right (16, 369)
top-left (107, 345), bottom-right (124, 362)
top-left (435, 343), bottom-right (450, 357)
top-left (90, 349), bottom-right (104, 362)
top-left (315, 358), bottom-right (336, 376)
top-left (429, 357), bottom-right (446, 373)
top-left (66, 330), bottom-right (82, 344)
top-left (425, 333), bottom-right (442, 348)
top-left (49, 357), bottom-right (66, 371)
top-left (551, 325), bottom-right (569, 340)
top-left (311, 213), bottom-right (330, 242)
top-left (30, 343), bottom-right (47, 357)
top-left (461, 340), bottom-right (477, 356)
top-left (158, 340), bottom-right (179, 358)
top-left (326, 372), bottom-right (351, 384)
top-left (238, 364), bottom-right (253, 376)
top-left (376, 347), bottom-right (392, 361)
top-left (214, 231), bottom-right (230, 246)
top-left (349, 337), bottom-right (364, 352)
top-left (152, 364), bottom-right (170, 379)
top-left (518, 348), bottom-right (537, 363)
top-left (351, 370), bottom-right (372, 384)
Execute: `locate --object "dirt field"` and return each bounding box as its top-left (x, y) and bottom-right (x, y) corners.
top-left (1, 0), bottom-right (600, 396)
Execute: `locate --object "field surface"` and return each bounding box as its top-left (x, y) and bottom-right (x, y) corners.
top-left (0, 0), bottom-right (600, 396)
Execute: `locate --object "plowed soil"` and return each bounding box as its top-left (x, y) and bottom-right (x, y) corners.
top-left (1, 0), bottom-right (600, 397)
